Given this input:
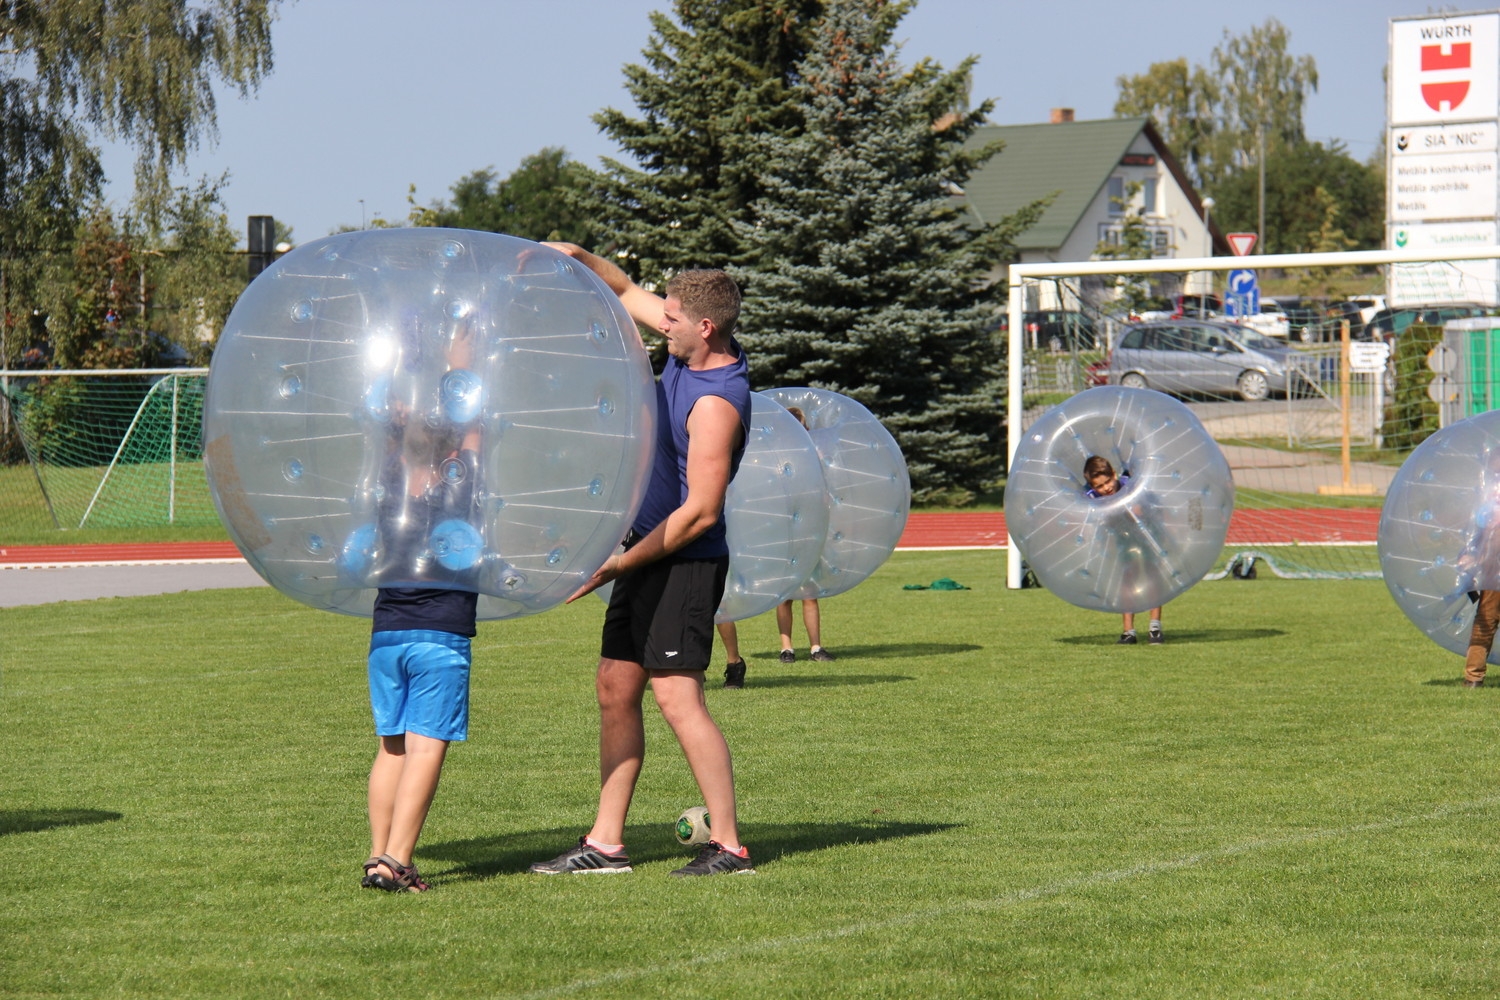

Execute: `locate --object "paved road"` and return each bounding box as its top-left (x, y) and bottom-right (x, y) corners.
top-left (0, 561), bottom-right (267, 608)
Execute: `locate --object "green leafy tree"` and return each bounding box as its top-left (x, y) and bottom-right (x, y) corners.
top-left (735, 0), bottom-right (1041, 503)
top-left (1209, 17), bottom-right (1318, 240)
top-left (429, 148), bottom-right (593, 243)
top-left (1112, 18), bottom-right (1318, 218)
top-left (0, 0), bottom-right (278, 364)
top-left (1210, 18), bottom-right (1318, 172)
top-left (141, 175), bottom-right (243, 363)
top-left (1114, 58), bottom-right (1217, 185)
top-left (1208, 141), bottom-right (1381, 255)
top-left (38, 174), bottom-right (243, 368)
top-left (1, 1), bottom-right (278, 175)
top-left (579, 0), bottom-right (824, 289)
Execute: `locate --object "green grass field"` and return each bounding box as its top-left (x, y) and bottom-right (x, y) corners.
top-left (2, 550), bottom-right (1498, 998)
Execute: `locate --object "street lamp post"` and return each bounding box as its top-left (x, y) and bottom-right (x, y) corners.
top-left (1198, 196), bottom-right (1215, 316)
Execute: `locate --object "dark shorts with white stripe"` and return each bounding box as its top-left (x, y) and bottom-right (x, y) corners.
top-left (599, 554), bottom-right (729, 672)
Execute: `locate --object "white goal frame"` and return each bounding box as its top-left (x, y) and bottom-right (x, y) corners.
top-left (1005, 245), bottom-right (1500, 589)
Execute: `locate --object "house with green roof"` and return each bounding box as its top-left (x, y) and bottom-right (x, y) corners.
top-left (959, 111), bottom-right (1225, 306)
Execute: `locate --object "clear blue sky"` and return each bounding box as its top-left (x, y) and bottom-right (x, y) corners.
top-left (98, 0), bottom-right (1426, 244)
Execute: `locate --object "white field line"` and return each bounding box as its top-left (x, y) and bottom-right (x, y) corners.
top-left (509, 795), bottom-right (1500, 1000)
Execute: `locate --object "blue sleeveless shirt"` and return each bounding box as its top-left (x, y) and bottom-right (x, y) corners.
top-left (633, 339), bottom-right (751, 559)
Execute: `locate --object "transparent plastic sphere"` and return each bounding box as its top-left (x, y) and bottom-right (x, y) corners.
top-left (203, 229), bottom-right (657, 620)
top-left (1006, 386), bottom-right (1234, 613)
top-left (1379, 410), bottom-right (1500, 661)
top-left (715, 393), bottom-right (830, 623)
top-left (763, 387), bottom-right (910, 599)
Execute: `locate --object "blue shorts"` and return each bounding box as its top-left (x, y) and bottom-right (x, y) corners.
top-left (368, 629), bottom-right (472, 742)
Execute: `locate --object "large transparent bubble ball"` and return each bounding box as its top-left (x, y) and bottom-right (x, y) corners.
top-left (716, 393), bottom-right (830, 623)
top-left (763, 387), bottom-right (911, 600)
top-left (1379, 410), bottom-right (1500, 660)
top-left (203, 229), bottom-right (657, 620)
top-left (1006, 386), bottom-right (1234, 614)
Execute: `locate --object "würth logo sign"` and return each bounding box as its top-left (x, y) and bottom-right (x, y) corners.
top-left (1421, 28), bottom-right (1473, 112)
top-left (1390, 14), bottom-right (1498, 127)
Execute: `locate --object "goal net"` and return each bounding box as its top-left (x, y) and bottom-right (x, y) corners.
top-left (0, 369), bottom-right (217, 532)
top-left (1005, 246), bottom-right (1500, 587)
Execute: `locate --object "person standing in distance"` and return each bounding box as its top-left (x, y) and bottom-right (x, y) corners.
top-left (529, 243), bottom-right (756, 877)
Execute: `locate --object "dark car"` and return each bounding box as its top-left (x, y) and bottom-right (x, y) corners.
top-left (1107, 319), bottom-right (1316, 402)
top-left (1266, 297), bottom-right (1328, 343)
top-left (1316, 301), bottom-right (1368, 342)
top-left (1366, 303), bottom-right (1494, 343)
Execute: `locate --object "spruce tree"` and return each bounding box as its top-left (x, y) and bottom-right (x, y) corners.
top-left (580, 0), bottom-right (823, 288)
top-left (734, 0), bottom-right (1040, 502)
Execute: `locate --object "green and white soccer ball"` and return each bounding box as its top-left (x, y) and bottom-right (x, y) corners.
top-left (674, 806), bottom-right (711, 846)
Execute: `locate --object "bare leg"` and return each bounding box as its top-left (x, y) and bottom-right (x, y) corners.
top-left (1121, 612), bottom-right (1135, 632)
top-left (589, 657), bottom-right (648, 845)
top-left (777, 600), bottom-right (795, 653)
top-left (368, 734), bottom-right (406, 859)
top-left (369, 732), bottom-right (448, 880)
top-left (379, 734), bottom-right (448, 867)
top-left (717, 621), bottom-right (741, 662)
top-left (650, 670), bottom-right (741, 849)
top-left (803, 599), bottom-right (822, 649)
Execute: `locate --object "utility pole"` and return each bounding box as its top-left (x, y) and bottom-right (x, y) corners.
top-left (1257, 126), bottom-right (1266, 253)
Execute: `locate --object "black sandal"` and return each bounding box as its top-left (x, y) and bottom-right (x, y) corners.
top-left (365, 853), bottom-right (430, 893)
top-left (360, 857), bottom-right (382, 888)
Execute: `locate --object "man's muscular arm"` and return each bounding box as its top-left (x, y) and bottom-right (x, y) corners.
top-left (542, 242), bottom-right (666, 332)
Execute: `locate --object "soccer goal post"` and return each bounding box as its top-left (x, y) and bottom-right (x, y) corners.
top-left (0, 367), bottom-right (214, 532)
top-left (1005, 245), bottom-right (1500, 589)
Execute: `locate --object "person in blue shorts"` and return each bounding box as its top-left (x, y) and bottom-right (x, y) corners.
top-left (528, 242), bottom-right (756, 877)
top-left (1084, 455), bottom-right (1164, 645)
top-left (361, 332), bottom-right (482, 894)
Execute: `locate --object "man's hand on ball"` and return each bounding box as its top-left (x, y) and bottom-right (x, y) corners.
top-left (566, 553), bottom-right (624, 604)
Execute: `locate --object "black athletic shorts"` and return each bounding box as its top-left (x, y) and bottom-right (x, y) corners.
top-left (599, 554), bottom-right (729, 671)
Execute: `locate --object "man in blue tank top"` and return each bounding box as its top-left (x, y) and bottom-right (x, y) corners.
top-left (529, 242), bottom-right (757, 877)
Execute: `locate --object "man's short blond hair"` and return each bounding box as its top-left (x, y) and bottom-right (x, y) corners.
top-left (666, 269), bottom-right (741, 338)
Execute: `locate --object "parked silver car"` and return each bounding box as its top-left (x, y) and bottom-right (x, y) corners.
top-left (1107, 320), bottom-right (1315, 402)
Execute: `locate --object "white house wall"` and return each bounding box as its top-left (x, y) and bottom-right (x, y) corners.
top-left (1019, 131), bottom-right (1216, 305)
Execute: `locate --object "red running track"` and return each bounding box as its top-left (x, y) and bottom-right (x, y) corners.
top-left (0, 509), bottom-right (1379, 566)
top-left (892, 509), bottom-right (1379, 549)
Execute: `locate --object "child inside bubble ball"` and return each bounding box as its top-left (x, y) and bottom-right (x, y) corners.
top-left (1084, 455), bottom-right (1164, 645)
top-left (360, 317), bottom-right (483, 894)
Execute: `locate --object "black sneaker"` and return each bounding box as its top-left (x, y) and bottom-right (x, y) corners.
top-left (670, 841), bottom-right (756, 877)
top-left (528, 837), bottom-right (633, 875)
top-left (724, 660), bottom-right (746, 688)
top-left (809, 647), bottom-right (836, 662)
top-left (1148, 628), bottom-right (1164, 645)
top-left (1117, 632), bottom-right (1137, 645)
top-left (779, 650), bottom-right (795, 664)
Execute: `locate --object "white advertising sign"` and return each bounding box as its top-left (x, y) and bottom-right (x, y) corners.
top-left (1388, 220), bottom-right (1500, 307)
top-left (1389, 124), bottom-right (1498, 221)
top-left (1390, 13), bottom-right (1500, 125)
top-left (1349, 342), bottom-right (1391, 372)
